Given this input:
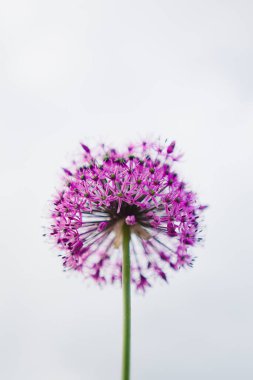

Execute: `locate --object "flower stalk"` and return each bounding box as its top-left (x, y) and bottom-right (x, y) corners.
top-left (122, 223), bottom-right (131, 380)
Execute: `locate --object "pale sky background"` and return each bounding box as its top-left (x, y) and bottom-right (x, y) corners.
top-left (1, 1), bottom-right (253, 379)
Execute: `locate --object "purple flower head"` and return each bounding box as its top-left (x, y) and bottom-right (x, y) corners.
top-left (49, 140), bottom-right (206, 292)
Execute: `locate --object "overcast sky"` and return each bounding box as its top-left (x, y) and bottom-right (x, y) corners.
top-left (1, 1), bottom-right (253, 379)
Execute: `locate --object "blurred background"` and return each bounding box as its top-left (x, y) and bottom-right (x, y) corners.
top-left (0, 1), bottom-right (253, 379)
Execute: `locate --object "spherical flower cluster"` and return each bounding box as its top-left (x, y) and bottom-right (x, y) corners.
top-left (50, 140), bottom-right (206, 291)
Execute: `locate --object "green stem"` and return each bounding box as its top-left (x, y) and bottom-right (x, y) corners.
top-left (122, 223), bottom-right (131, 380)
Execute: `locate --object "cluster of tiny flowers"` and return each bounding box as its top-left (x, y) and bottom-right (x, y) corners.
top-left (49, 140), bottom-right (206, 291)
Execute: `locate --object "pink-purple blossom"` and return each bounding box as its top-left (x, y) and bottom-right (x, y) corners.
top-left (49, 140), bottom-right (206, 291)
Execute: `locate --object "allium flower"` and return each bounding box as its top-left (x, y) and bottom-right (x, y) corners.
top-left (50, 140), bottom-right (206, 292)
